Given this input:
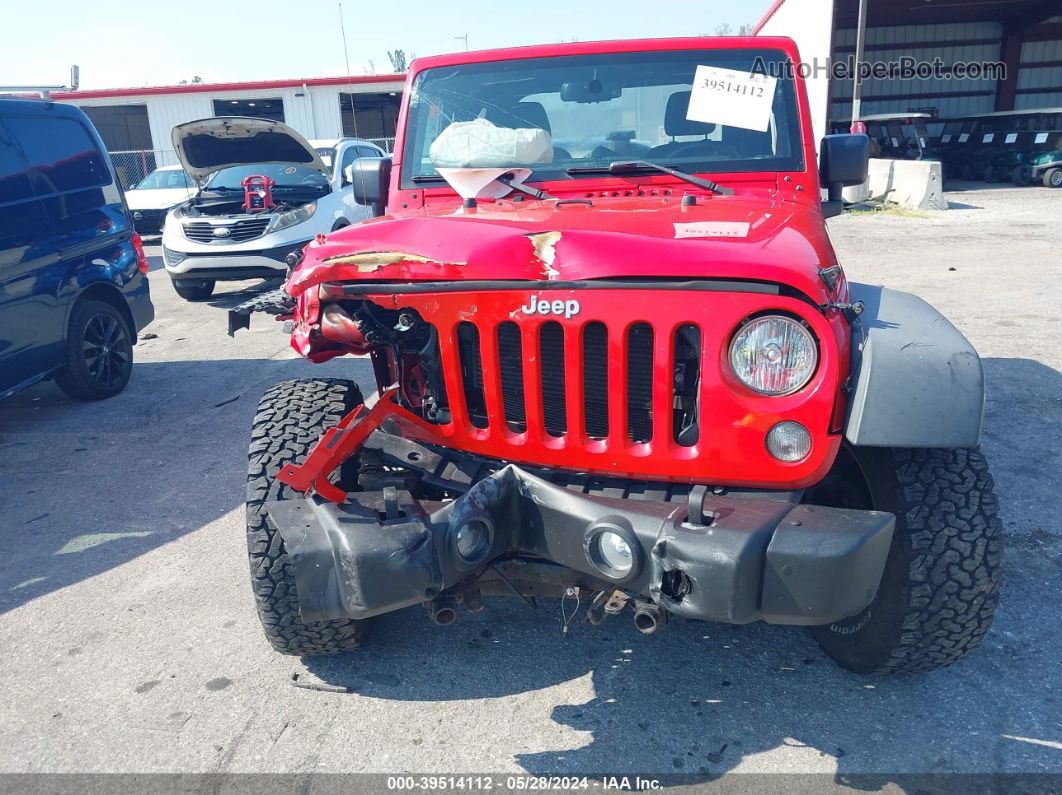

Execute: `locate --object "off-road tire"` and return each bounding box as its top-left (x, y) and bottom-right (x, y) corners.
top-left (982, 165), bottom-right (999, 182)
top-left (810, 447), bottom-right (1003, 674)
top-left (1011, 164), bottom-right (1031, 186)
top-left (1043, 167), bottom-right (1062, 189)
top-left (246, 378), bottom-right (369, 655)
top-left (171, 277), bottom-right (215, 301)
top-left (54, 299), bottom-right (134, 400)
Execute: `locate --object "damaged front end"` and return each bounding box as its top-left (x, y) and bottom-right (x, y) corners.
top-left (264, 389), bottom-right (894, 632)
top-left (238, 221), bottom-right (892, 632)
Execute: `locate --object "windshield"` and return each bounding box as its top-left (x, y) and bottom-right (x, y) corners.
top-left (133, 169), bottom-right (191, 190)
top-left (205, 163), bottom-right (329, 191)
top-left (402, 48), bottom-right (804, 187)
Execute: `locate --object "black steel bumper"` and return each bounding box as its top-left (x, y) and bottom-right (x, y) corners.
top-left (267, 464), bottom-right (895, 627)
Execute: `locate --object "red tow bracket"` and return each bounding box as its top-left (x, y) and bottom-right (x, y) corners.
top-left (277, 386), bottom-right (400, 503)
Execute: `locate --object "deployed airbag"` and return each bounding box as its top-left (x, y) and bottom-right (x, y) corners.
top-left (429, 118), bottom-right (553, 168)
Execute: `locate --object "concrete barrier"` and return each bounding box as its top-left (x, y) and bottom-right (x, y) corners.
top-left (842, 158), bottom-right (948, 211)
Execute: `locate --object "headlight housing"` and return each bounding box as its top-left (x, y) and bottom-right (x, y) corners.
top-left (270, 202), bottom-right (316, 233)
top-left (728, 315), bottom-right (818, 396)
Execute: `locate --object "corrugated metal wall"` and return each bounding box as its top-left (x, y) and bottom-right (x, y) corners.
top-left (830, 21), bottom-right (1002, 123)
top-left (1016, 16), bottom-right (1062, 109)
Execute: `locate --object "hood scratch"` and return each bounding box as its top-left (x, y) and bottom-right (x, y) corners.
top-left (527, 231), bottom-right (562, 279)
top-left (321, 250), bottom-right (456, 272)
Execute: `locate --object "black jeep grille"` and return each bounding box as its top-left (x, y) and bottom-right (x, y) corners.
top-left (448, 315), bottom-right (700, 447)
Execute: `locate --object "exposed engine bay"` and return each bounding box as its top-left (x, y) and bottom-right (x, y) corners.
top-left (176, 187), bottom-right (323, 218)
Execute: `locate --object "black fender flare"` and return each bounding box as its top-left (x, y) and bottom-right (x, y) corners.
top-left (844, 283), bottom-right (984, 448)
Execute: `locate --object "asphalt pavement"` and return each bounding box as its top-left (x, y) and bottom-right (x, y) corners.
top-left (0, 184), bottom-right (1059, 785)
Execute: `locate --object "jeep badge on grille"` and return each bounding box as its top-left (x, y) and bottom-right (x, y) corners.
top-left (520, 297), bottom-right (581, 319)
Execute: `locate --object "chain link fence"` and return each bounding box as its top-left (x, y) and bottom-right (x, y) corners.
top-left (109, 149), bottom-right (181, 190)
top-left (364, 137), bottom-right (395, 153)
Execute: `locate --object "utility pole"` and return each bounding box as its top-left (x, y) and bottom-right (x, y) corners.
top-left (455, 34), bottom-right (469, 52)
top-left (850, 0), bottom-right (868, 131)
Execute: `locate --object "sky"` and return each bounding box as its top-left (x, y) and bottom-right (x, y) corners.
top-left (0, 0), bottom-right (773, 90)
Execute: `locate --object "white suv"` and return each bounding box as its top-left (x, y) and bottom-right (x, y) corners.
top-left (162, 117), bottom-right (385, 301)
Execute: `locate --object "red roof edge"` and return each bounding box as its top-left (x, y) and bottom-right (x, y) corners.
top-left (753, 0), bottom-right (789, 34)
top-left (51, 73), bottom-right (406, 101)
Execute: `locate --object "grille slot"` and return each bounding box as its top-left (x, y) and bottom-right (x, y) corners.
top-left (539, 322), bottom-right (567, 436)
top-left (626, 323), bottom-right (654, 443)
top-left (183, 216), bottom-right (271, 244)
top-left (673, 324), bottom-right (701, 447)
top-left (438, 311), bottom-right (698, 446)
top-left (582, 322), bottom-right (609, 439)
top-left (497, 322), bottom-right (526, 432)
top-left (456, 322), bottom-right (487, 429)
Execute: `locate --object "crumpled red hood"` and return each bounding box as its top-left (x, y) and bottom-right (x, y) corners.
top-left (287, 192), bottom-right (837, 303)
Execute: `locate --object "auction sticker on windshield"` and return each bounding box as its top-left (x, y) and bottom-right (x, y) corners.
top-left (686, 65), bottom-right (777, 132)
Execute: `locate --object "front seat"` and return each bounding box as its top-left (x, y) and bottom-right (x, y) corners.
top-left (485, 101), bottom-right (571, 160)
top-left (646, 91), bottom-right (717, 159)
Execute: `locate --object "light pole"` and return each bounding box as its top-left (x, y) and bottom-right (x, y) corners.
top-left (455, 34), bottom-right (469, 51)
top-left (850, 0), bottom-right (868, 131)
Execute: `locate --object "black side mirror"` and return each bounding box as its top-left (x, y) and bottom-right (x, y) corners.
top-left (819, 134), bottom-right (869, 218)
top-left (350, 156), bottom-right (392, 217)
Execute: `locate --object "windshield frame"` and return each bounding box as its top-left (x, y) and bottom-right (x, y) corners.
top-left (399, 47), bottom-right (806, 190)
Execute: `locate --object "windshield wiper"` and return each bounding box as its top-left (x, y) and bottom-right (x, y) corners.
top-left (566, 161), bottom-right (734, 195)
top-left (412, 171), bottom-right (553, 200)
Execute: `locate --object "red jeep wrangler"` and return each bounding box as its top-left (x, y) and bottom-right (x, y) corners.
top-left (235, 37), bottom-right (1002, 674)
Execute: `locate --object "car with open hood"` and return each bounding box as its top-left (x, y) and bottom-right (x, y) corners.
top-left (161, 117), bottom-right (384, 301)
top-left (229, 37), bottom-right (1002, 677)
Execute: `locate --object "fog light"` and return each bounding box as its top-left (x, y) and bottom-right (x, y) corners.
top-left (453, 517), bottom-right (492, 563)
top-left (766, 421), bottom-right (812, 462)
top-left (594, 531), bottom-right (633, 575)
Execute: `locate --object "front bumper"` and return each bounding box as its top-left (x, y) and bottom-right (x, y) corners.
top-left (131, 209), bottom-right (166, 234)
top-left (268, 456), bottom-right (894, 627)
top-left (163, 240), bottom-right (308, 280)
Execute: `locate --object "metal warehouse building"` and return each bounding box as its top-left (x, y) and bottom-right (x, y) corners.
top-left (49, 74), bottom-right (404, 187)
top-left (756, 0), bottom-right (1062, 140)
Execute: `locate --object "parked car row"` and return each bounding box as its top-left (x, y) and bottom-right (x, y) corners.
top-left (0, 96), bottom-right (390, 402)
top-left (934, 108), bottom-right (1062, 187)
top-left (835, 107), bottom-right (1062, 188)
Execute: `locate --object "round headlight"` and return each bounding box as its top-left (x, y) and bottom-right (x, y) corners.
top-left (453, 517), bottom-right (492, 563)
top-left (593, 531), bottom-right (633, 576)
top-left (729, 315), bottom-right (818, 395)
top-left (766, 421), bottom-right (812, 462)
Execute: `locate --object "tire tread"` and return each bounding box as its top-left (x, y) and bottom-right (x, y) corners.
top-left (246, 378), bottom-right (368, 655)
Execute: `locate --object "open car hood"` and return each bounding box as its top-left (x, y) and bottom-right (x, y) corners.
top-left (171, 116), bottom-right (328, 182)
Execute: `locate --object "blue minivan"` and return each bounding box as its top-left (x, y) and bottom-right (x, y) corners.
top-left (0, 98), bottom-right (153, 400)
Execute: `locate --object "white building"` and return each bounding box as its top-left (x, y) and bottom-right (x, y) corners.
top-left (50, 73), bottom-right (405, 186)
